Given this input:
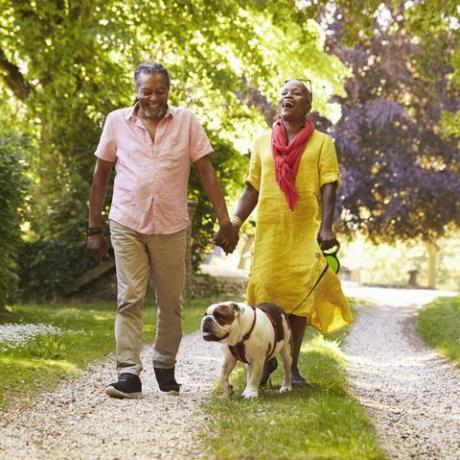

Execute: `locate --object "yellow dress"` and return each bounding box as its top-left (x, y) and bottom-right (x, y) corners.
top-left (246, 129), bottom-right (352, 335)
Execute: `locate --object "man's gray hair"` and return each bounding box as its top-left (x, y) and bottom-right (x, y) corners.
top-left (134, 62), bottom-right (170, 89)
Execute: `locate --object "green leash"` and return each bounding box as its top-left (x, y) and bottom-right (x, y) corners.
top-left (288, 242), bottom-right (341, 316)
top-left (288, 263), bottom-right (329, 316)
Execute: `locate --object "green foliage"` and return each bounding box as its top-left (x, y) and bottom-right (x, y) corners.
top-left (18, 239), bottom-right (92, 301)
top-left (0, 134), bottom-right (28, 308)
top-left (189, 134), bottom-right (248, 269)
top-left (418, 296), bottom-right (460, 365)
top-left (0, 1), bottom-right (348, 299)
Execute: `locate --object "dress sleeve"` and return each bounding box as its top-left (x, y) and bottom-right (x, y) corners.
top-left (95, 112), bottom-right (117, 162)
top-left (245, 137), bottom-right (262, 191)
top-left (319, 135), bottom-right (340, 188)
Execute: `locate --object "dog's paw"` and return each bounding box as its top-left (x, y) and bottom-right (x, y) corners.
top-left (223, 384), bottom-right (234, 397)
top-left (242, 388), bottom-right (259, 399)
top-left (279, 384), bottom-right (292, 393)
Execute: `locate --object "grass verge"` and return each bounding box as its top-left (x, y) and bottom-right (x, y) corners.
top-left (0, 297), bottom-right (206, 411)
top-left (201, 302), bottom-right (386, 460)
top-left (418, 295), bottom-right (460, 366)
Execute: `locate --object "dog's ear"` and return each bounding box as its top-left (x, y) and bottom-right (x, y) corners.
top-left (230, 303), bottom-right (241, 315)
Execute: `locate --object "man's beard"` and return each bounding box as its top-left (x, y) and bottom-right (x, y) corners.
top-left (140, 101), bottom-right (166, 120)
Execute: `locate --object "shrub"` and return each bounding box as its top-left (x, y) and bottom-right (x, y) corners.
top-left (0, 134), bottom-right (28, 308)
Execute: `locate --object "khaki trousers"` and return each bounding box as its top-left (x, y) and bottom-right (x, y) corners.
top-left (110, 220), bottom-right (186, 375)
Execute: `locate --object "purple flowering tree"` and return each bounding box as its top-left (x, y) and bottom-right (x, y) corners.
top-left (324, 6), bottom-right (460, 287)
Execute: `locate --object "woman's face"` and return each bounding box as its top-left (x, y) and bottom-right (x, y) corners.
top-left (279, 80), bottom-right (311, 121)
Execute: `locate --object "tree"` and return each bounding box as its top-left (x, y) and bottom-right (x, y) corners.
top-left (0, 133), bottom-right (28, 309)
top-left (322, 3), bottom-right (460, 287)
top-left (0, 0), bottom-right (348, 298)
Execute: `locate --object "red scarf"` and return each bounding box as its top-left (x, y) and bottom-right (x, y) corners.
top-left (271, 119), bottom-right (314, 210)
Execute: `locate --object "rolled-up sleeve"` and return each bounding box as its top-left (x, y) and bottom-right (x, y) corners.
top-left (245, 137), bottom-right (262, 191)
top-left (319, 135), bottom-right (340, 188)
top-left (189, 112), bottom-right (213, 162)
top-left (95, 112), bottom-right (117, 162)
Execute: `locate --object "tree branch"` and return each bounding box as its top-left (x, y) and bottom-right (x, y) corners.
top-left (0, 48), bottom-right (30, 100)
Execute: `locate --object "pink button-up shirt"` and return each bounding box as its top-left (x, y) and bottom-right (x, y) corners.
top-left (95, 104), bottom-right (212, 234)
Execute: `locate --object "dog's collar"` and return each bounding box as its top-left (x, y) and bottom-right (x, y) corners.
top-left (228, 307), bottom-right (257, 364)
top-left (241, 306), bottom-right (257, 342)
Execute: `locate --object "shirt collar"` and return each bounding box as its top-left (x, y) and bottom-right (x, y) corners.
top-left (125, 102), bottom-right (174, 122)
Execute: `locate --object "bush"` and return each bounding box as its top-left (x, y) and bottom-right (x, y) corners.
top-left (18, 239), bottom-right (93, 301)
top-left (0, 134), bottom-right (28, 308)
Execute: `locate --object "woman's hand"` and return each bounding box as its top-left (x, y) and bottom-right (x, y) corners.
top-left (318, 228), bottom-right (338, 251)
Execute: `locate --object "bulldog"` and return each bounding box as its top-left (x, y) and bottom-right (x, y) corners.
top-left (201, 301), bottom-right (292, 399)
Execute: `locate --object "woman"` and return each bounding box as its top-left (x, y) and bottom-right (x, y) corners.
top-left (220, 79), bottom-right (352, 386)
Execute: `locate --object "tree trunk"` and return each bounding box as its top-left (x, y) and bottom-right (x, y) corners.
top-left (425, 239), bottom-right (439, 289)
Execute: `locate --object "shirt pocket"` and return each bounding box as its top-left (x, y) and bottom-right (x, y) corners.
top-left (159, 141), bottom-right (189, 170)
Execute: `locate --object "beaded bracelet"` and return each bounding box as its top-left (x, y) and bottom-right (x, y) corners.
top-left (230, 215), bottom-right (243, 230)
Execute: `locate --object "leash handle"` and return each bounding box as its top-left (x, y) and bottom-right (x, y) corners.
top-left (322, 240), bottom-right (340, 256)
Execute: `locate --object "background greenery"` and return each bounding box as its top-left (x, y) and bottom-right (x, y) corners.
top-left (418, 295), bottom-right (460, 365)
top-left (0, 1), bottom-right (458, 305)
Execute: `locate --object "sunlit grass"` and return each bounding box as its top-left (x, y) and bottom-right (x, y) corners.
top-left (0, 297), bottom-right (208, 411)
top-left (201, 301), bottom-right (386, 460)
top-left (418, 295), bottom-right (460, 366)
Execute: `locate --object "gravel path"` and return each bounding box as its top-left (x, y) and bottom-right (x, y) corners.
top-left (0, 332), bottom-right (222, 460)
top-left (2, 284), bottom-right (460, 459)
top-left (343, 287), bottom-right (460, 459)
top-left (0, 323), bottom-right (62, 352)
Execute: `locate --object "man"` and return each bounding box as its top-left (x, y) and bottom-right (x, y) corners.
top-left (87, 62), bottom-right (238, 398)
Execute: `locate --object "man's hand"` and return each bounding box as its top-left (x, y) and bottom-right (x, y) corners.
top-left (87, 233), bottom-right (108, 263)
top-left (214, 221), bottom-right (239, 254)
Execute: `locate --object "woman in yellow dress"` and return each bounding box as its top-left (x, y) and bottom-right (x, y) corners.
top-left (219, 79), bottom-right (352, 386)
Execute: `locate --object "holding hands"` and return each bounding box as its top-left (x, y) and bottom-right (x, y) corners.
top-left (214, 220), bottom-right (239, 254)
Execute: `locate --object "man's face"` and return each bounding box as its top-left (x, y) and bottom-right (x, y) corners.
top-left (136, 72), bottom-right (169, 120)
top-left (279, 80), bottom-right (311, 120)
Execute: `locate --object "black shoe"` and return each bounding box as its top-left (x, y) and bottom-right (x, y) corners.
top-left (259, 358), bottom-right (278, 386)
top-left (292, 367), bottom-right (311, 387)
top-left (154, 367), bottom-right (181, 393)
top-left (106, 373), bottom-right (143, 399)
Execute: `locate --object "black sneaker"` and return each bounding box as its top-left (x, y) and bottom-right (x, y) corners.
top-left (292, 367), bottom-right (312, 387)
top-left (154, 367), bottom-right (181, 394)
top-left (259, 357), bottom-right (278, 386)
top-left (105, 373), bottom-right (143, 399)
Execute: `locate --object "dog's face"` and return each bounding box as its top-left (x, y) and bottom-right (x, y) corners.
top-left (201, 302), bottom-right (241, 342)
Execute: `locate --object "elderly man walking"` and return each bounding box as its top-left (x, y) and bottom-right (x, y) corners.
top-left (87, 62), bottom-right (238, 398)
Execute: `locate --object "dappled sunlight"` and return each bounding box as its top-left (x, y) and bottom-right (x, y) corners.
top-left (342, 282), bottom-right (457, 307)
top-left (87, 313), bottom-right (113, 322)
top-left (0, 355), bottom-right (80, 373)
top-left (301, 335), bottom-right (346, 366)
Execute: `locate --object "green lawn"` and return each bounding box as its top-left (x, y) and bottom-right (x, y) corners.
top-left (0, 298), bottom-right (205, 410)
top-left (418, 295), bottom-right (460, 366)
top-left (201, 302), bottom-right (386, 460)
